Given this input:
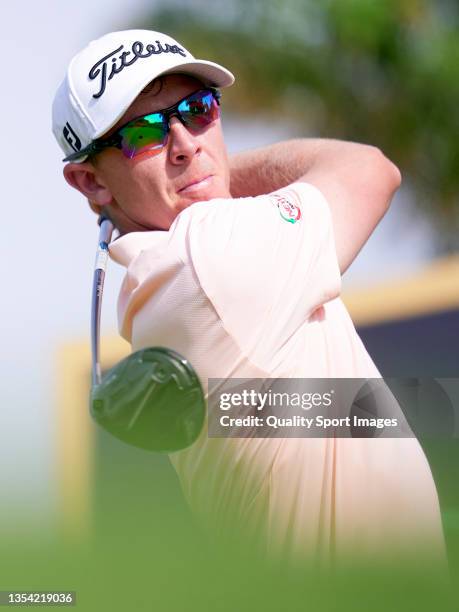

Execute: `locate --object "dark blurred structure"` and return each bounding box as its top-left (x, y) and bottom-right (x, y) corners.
top-left (359, 309), bottom-right (458, 376)
top-left (344, 254), bottom-right (459, 377)
top-left (143, 0), bottom-right (459, 250)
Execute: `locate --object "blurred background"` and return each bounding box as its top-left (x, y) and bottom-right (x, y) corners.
top-left (1, 0), bottom-right (458, 609)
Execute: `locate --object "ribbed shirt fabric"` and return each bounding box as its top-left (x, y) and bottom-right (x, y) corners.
top-left (109, 182), bottom-right (446, 566)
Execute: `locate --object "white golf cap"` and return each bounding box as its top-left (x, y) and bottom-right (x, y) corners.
top-left (52, 29), bottom-right (235, 162)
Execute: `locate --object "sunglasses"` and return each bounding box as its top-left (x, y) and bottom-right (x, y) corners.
top-left (63, 88), bottom-right (221, 162)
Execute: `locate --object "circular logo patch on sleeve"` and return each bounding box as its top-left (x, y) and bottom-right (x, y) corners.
top-left (271, 191), bottom-right (302, 223)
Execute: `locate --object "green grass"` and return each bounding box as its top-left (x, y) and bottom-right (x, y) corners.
top-left (1, 434), bottom-right (458, 611)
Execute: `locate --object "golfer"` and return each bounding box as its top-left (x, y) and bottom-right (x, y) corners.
top-left (53, 29), bottom-right (446, 565)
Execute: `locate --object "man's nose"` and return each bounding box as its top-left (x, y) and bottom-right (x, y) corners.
top-left (167, 116), bottom-right (201, 164)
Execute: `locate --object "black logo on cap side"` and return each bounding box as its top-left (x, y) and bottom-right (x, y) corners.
top-left (63, 122), bottom-right (82, 152)
top-left (89, 40), bottom-right (187, 99)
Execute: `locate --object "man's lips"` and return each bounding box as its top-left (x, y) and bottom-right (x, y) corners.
top-left (177, 175), bottom-right (213, 194)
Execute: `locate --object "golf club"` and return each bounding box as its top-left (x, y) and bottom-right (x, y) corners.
top-left (89, 217), bottom-right (206, 452)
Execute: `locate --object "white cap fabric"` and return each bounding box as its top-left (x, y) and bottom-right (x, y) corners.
top-left (52, 29), bottom-right (235, 162)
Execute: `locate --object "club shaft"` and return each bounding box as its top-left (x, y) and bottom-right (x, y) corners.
top-left (91, 218), bottom-right (114, 387)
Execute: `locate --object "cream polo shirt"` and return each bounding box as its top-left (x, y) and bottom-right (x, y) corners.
top-left (109, 182), bottom-right (446, 565)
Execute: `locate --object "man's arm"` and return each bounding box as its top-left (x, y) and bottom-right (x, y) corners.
top-left (229, 139), bottom-right (401, 274)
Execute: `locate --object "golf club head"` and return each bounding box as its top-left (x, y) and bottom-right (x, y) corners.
top-left (90, 347), bottom-right (206, 452)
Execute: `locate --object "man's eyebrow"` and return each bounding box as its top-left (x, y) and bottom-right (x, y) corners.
top-left (104, 96), bottom-right (162, 137)
top-left (138, 76), bottom-right (164, 98)
top-left (104, 78), bottom-right (165, 134)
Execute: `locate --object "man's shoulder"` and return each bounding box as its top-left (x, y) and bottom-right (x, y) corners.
top-left (109, 181), bottom-right (330, 271)
top-left (107, 196), bottom-right (239, 271)
top-left (173, 181), bottom-right (329, 233)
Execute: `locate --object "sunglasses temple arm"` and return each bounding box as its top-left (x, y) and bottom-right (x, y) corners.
top-left (91, 217), bottom-right (114, 387)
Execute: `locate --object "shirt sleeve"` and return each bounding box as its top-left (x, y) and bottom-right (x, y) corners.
top-left (180, 182), bottom-right (341, 356)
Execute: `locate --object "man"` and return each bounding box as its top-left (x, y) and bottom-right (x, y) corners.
top-left (53, 29), bottom-right (446, 566)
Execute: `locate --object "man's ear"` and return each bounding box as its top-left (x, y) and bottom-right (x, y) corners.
top-left (63, 162), bottom-right (113, 206)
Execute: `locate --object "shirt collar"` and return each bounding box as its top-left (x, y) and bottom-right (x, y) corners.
top-left (108, 230), bottom-right (167, 267)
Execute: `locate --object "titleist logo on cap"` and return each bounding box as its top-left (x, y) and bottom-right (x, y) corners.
top-left (89, 40), bottom-right (188, 99)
